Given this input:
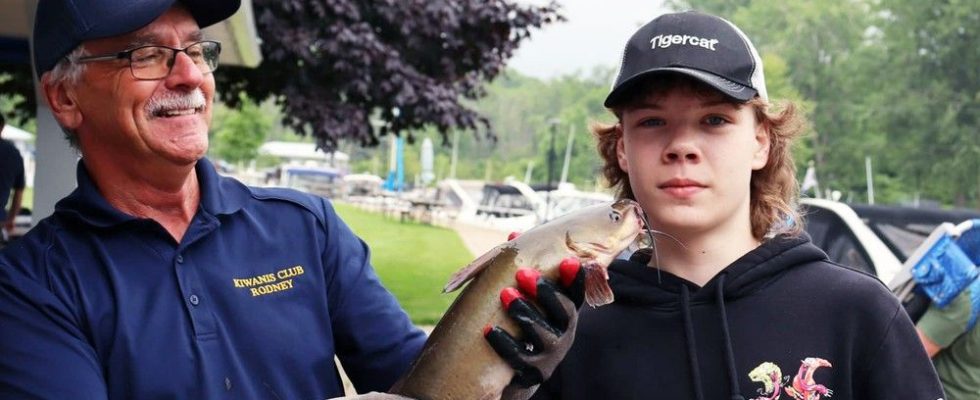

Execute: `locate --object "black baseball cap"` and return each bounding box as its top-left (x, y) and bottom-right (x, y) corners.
top-left (33, 0), bottom-right (241, 77)
top-left (604, 11), bottom-right (767, 107)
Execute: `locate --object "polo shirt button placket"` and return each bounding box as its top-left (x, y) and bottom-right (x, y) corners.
top-left (176, 254), bottom-right (184, 264)
top-left (189, 294), bottom-right (200, 306)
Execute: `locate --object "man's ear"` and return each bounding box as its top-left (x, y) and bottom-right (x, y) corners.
top-left (615, 124), bottom-right (629, 173)
top-left (41, 74), bottom-right (83, 130)
top-left (751, 124), bottom-right (771, 170)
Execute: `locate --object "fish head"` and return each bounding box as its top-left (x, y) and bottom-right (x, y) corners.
top-left (442, 199), bottom-right (646, 303)
top-left (515, 199), bottom-right (644, 306)
top-left (551, 199), bottom-right (645, 265)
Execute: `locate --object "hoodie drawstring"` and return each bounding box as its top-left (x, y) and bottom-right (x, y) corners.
top-left (679, 285), bottom-right (705, 400)
top-left (716, 274), bottom-right (745, 400)
top-left (680, 275), bottom-right (745, 400)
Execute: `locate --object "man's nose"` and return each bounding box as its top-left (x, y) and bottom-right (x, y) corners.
top-left (164, 51), bottom-right (205, 89)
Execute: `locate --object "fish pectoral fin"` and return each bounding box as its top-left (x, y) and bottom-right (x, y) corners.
top-left (583, 260), bottom-right (615, 307)
top-left (443, 245), bottom-right (504, 293)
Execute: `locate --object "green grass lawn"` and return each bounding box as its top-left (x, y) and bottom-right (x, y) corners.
top-left (5, 186), bottom-right (33, 210)
top-left (22, 187), bottom-right (33, 209)
top-left (333, 202), bottom-right (473, 325)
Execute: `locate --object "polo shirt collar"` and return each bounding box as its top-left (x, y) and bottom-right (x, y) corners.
top-left (196, 157), bottom-right (250, 216)
top-left (55, 157), bottom-right (250, 228)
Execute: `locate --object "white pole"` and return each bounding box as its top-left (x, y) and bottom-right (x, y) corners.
top-left (560, 125), bottom-right (574, 185)
top-left (524, 161), bottom-right (534, 184)
top-left (449, 130), bottom-right (459, 179)
top-left (865, 156), bottom-right (875, 205)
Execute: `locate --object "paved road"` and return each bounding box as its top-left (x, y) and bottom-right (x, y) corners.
top-left (448, 220), bottom-right (511, 257)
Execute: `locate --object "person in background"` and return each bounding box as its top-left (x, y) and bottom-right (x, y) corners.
top-left (530, 10), bottom-right (945, 399)
top-left (0, 0), bottom-right (577, 398)
top-left (917, 288), bottom-right (980, 400)
top-left (0, 112), bottom-right (26, 242)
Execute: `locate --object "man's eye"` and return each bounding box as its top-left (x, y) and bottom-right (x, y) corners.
top-left (132, 49), bottom-right (166, 64)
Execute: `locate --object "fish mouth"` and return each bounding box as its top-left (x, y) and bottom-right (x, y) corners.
top-left (634, 206), bottom-right (655, 246)
top-left (587, 242), bottom-right (610, 253)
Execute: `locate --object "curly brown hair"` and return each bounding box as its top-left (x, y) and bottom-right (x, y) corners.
top-left (594, 74), bottom-right (807, 239)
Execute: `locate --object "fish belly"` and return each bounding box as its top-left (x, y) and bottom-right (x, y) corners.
top-left (393, 250), bottom-right (549, 400)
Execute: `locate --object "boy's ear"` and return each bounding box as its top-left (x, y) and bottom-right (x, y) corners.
top-left (41, 75), bottom-right (83, 130)
top-left (615, 124), bottom-right (629, 172)
top-left (751, 124), bottom-right (771, 170)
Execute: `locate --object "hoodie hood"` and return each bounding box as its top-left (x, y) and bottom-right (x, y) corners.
top-left (609, 234), bottom-right (827, 307)
top-left (606, 234), bottom-right (828, 400)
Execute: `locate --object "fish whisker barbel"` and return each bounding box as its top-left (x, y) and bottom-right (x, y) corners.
top-left (634, 207), bottom-right (687, 283)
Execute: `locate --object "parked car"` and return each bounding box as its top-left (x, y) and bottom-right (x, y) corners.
top-left (802, 198), bottom-right (980, 319)
top-left (801, 198), bottom-right (980, 285)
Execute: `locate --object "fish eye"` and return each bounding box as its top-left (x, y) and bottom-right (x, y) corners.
top-left (609, 211), bottom-right (621, 222)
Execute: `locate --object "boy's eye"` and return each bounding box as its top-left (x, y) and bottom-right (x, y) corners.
top-left (704, 116), bottom-right (727, 125)
top-left (639, 118), bottom-right (666, 127)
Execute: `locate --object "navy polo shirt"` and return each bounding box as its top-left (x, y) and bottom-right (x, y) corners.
top-left (0, 138), bottom-right (25, 221)
top-left (0, 158), bottom-right (426, 399)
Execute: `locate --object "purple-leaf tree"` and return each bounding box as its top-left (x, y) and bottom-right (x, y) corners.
top-left (0, 0), bottom-right (561, 150)
top-left (216, 0), bottom-right (563, 150)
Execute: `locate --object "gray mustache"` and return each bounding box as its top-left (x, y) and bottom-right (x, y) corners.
top-left (145, 89), bottom-right (206, 115)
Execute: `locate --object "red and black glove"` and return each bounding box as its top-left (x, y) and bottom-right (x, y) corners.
top-left (484, 258), bottom-right (586, 397)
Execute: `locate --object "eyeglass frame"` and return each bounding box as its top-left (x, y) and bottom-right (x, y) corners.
top-left (72, 40), bottom-right (222, 80)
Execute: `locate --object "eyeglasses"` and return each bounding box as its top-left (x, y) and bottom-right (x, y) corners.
top-left (74, 41), bottom-right (222, 80)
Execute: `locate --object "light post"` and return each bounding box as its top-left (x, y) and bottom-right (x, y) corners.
top-left (546, 118), bottom-right (560, 222)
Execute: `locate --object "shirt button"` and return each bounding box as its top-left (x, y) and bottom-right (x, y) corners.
top-left (176, 254), bottom-right (184, 263)
top-left (189, 294), bottom-right (200, 305)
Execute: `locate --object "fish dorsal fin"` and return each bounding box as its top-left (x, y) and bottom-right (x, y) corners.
top-left (583, 261), bottom-right (615, 307)
top-left (443, 246), bottom-right (504, 293)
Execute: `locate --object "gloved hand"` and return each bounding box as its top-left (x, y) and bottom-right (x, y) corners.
top-left (484, 257), bottom-right (585, 400)
top-left (328, 392), bottom-right (413, 399)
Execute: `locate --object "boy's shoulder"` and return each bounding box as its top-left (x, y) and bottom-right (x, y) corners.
top-left (785, 259), bottom-right (901, 309)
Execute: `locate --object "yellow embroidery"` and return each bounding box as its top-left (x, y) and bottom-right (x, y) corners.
top-left (232, 265), bottom-right (305, 297)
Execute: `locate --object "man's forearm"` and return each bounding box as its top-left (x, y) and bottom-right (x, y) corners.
top-left (10, 189), bottom-right (23, 218)
top-left (4, 189), bottom-right (23, 230)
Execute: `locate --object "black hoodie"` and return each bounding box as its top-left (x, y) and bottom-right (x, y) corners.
top-left (532, 235), bottom-right (944, 399)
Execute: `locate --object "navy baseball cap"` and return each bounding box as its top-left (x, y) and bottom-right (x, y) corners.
top-left (33, 0), bottom-right (241, 77)
top-left (605, 11), bottom-right (768, 107)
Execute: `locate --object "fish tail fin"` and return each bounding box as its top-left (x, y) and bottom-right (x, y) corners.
top-left (443, 246), bottom-right (503, 293)
top-left (583, 262), bottom-right (614, 307)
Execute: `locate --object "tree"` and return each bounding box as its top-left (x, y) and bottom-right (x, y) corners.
top-left (672, 0), bottom-right (978, 207)
top-left (210, 92), bottom-right (271, 164)
top-left (217, 0), bottom-right (563, 151)
top-left (0, 0), bottom-right (563, 153)
top-left (0, 64), bottom-right (35, 128)
top-left (867, 0), bottom-right (979, 207)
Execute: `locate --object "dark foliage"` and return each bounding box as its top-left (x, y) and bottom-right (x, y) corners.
top-left (1, 0), bottom-right (562, 151)
top-left (0, 63), bottom-right (35, 127)
top-left (217, 0), bottom-right (563, 150)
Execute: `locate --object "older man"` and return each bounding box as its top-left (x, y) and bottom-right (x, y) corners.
top-left (0, 1), bottom-right (428, 398)
top-left (1, 1), bottom-right (582, 399)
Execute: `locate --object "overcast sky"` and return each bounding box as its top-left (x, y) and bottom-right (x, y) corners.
top-left (508, 0), bottom-right (670, 80)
